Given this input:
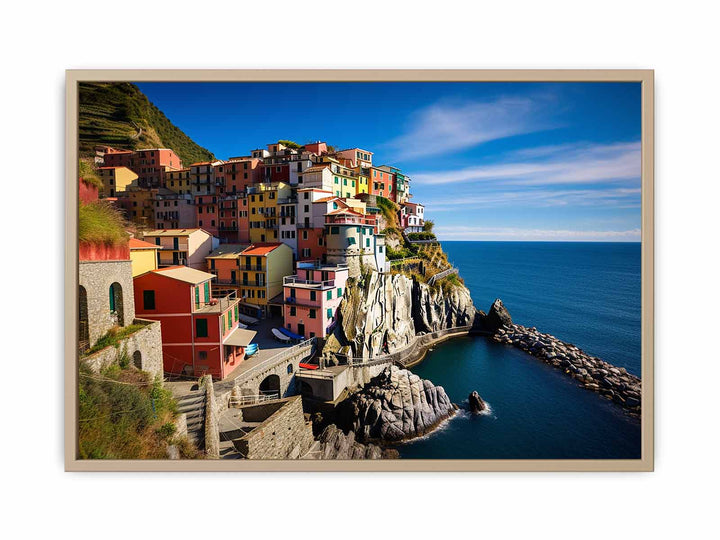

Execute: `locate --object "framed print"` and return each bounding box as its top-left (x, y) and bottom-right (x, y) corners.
top-left (65, 69), bottom-right (653, 471)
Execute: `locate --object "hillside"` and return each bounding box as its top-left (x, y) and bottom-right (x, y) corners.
top-left (78, 82), bottom-right (215, 165)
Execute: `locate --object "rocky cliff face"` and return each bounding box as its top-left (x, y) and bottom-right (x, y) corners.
top-left (337, 365), bottom-right (456, 442)
top-left (316, 425), bottom-right (398, 459)
top-left (323, 271), bottom-right (476, 361)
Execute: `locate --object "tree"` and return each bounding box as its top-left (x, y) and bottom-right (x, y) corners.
top-left (423, 220), bottom-right (435, 233)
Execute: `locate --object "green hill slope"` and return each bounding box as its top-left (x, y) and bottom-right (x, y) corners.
top-left (78, 82), bottom-right (215, 165)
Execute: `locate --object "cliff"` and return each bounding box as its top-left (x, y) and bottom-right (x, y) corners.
top-left (323, 271), bottom-right (476, 361)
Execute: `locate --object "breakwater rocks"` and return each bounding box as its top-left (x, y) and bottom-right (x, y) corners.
top-left (493, 323), bottom-right (642, 413)
top-left (338, 365), bottom-right (456, 442)
top-left (317, 425), bottom-right (398, 459)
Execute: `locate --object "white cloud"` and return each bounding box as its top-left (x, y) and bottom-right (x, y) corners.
top-left (411, 141), bottom-right (641, 186)
top-left (427, 187), bottom-right (641, 211)
top-left (434, 226), bottom-right (641, 242)
top-left (384, 96), bottom-right (553, 160)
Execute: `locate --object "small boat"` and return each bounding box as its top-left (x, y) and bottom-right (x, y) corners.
top-left (272, 328), bottom-right (292, 343)
top-left (245, 343), bottom-right (259, 357)
top-left (299, 362), bottom-right (319, 370)
top-left (279, 327), bottom-right (304, 342)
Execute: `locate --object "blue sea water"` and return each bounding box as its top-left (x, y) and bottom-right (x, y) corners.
top-left (399, 241), bottom-right (642, 460)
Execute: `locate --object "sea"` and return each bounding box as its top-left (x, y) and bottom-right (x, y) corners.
top-left (399, 241), bottom-right (642, 460)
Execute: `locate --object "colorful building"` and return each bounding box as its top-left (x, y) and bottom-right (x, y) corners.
top-left (377, 165), bottom-right (410, 203)
top-left (133, 266), bottom-right (253, 379)
top-left (128, 238), bottom-right (159, 277)
top-left (217, 193), bottom-right (250, 244)
top-left (189, 162), bottom-right (216, 196)
top-left (195, 194), bottom-right (219, 236)
top-left (234, 243), bottom-right (294, 318)
top-left (247, 182), bottom-right (291, 243)
top-left (334, 148), bottom-right (373, 169)
top-left (104, 148), bottom-right (183, 188)
top-left (152, 189), bottom-right (195, 230)
top-left (369, 166), bottom-right (394, 200)
top-left (97, 166), bottom-right (139, 197)
top-left (219, 157), bottom-right (262, 194)
top-left (115, 186), bottom-right (158, 228)
top-left (142, 228), bottom-right (218, 269)
top-left (164, 168), bottom-right (192, 195)
top-left (205, 244), bottom-right (251, 290)
top-left (399, 202), bottom-right (425, 233)
top-left (283, 261), bottom-right (350, 339)
top-left (296, 188), bottom-right (333, 262)
top-left (325, 209), bottom-right (386, 276)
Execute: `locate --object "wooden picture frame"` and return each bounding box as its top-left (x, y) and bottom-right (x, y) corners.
top-left (66, 69), bottom-right (653, 471)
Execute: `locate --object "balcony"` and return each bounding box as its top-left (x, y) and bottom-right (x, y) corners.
top-left (241, 264), bottom-right (264, 271)
top-left (325, 216), bottom-right (376, 226)
top-left (193, 290), bottom-right (240, 314)
top-left (277, 197), bottom-right (298, 205)
top-left (284, 276), bottom-right (335, 289)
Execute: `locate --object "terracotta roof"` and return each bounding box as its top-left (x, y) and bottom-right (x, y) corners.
top-left (151, 266), bottom-right (214, 285)
top-left (303, 165), bottom-right (330, 173)
top-left (129, 238), bottom-right (159, 250)
top-left (143, 228), bottom-right (205, 237)
top-left (190, 161), bottom-right (213, 166)
top-left (327, 208), bottom-right (364, 217)
top-left (241, 243), bottom-right (283, 256)
top-left (313, 196), bottom-right (339, 203)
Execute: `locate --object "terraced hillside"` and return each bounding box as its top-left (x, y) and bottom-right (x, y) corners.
top-left (78, 82), bottom-right (215, 165)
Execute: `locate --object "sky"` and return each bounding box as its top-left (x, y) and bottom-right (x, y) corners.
top-left (136, 81), bottom-right (642, 242)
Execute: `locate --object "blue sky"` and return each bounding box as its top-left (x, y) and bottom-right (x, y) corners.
top-left (136, 82), bottom-right (641, 242)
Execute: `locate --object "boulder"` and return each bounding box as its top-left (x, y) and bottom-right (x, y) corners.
top-left (468, 391), bottom-right (487, 413)
top-left (478, 299), bottom-right (513, 333)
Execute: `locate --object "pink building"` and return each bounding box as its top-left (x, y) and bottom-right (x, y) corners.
top-left (399, 202), bottom-right (425, 233)
top-left (282, 262), bottom-right (349, 339)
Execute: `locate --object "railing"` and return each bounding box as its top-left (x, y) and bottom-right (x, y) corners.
top-left (220, 338), bottom-right (316, 390)
top-left (194, 290), bottom-right (239, 313)
top-left (427, 267), bottom-right (458, 285)
top-left (242, 265), bottom-right (264, 271)
top-left (283, 276), bottom-right (336, 288)
top-left (277, 197), bottom-right (298, 205)
top-left (229, 392), bottom-right (280, 406)
top-left (325, 216), bottom-right (377, 226)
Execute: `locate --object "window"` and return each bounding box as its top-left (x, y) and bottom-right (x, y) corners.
top-left (348, 237), bottom-right (356, 245)
top-left (204, 282), bottom-right (210, 303)
top-left (337, 287), bottom-right (342, 297)
top-left (290, 306), bottom-right (296, 316)
top-left (309, 309), bottom-right (316, 319)
top-left (327, 308), bottom-right (332, 319)
top-left (143, 290), bottom-right (155, 310)
top-left (326, 290), bottom-right (332, 300)
top-left (330, 226), bottom-right (339, 234)
top-left (310, 290), bottom-right (316, 301)
top-left (195, 318), bottom-right (208, 338)
top-left (199, 351), bottom-right (207, 361)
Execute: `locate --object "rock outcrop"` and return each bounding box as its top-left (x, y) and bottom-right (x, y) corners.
top-left (316, 425), bottom-right (397, 459)
top-left (468, 391), bottom-right (487, 413)
top-left (472, 298), bottom-right (513, 333)
top-left (493, 323), bottom-right (642, 413)
top-left (338, 365), bottom-right (456, 442)
top-left (324, 271), bottom-right (476, 361)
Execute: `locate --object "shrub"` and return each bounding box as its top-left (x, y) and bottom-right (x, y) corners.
top-left (79, 200), bottom-right (129, 246)
top-left (408, 232), bottom-right (437, 241)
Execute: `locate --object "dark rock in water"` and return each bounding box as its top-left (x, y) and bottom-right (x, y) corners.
top-left (473, 299), bottom-right (513, 333)
top-left (337, 365), bottom-right (455, 442)
top-left (486, 299), bottom-right (513, 330)
top-left (468, 391), bottom-right (487, 413)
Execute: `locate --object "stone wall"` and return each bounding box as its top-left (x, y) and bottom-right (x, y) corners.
top-left (201, 375), bottom-right (220, 459)
top-left (232, 396), bottom-right (314, 459)
top-left (80, 318), bottom-right (163, 379)
top-left (79, 259), bottom-right (136, 346)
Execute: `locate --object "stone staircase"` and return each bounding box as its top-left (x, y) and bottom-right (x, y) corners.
top-left (175, 390), bottom-right (206, 446)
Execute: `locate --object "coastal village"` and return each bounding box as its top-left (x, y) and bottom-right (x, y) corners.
top-left (77, 97), bottom-right (641, 460)
top-left (78, 138), bottom-right (464, 459)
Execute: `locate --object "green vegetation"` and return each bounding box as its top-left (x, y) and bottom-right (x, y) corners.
top-left (84, 324), bottom-right (145, 356)
top-left (423, 220), bottom-right (435, 233)
top-left (79, 200), bottom-right (129, 246)
top-left (278, 139), bottom-right (301, 149)
top-left (78, 363), bottom-right (195, 459)
top-left (79, 159), bottom-right (103, 190)
top-left (79, 82), bottom-right (215, 165)
top-left (407, 231), bottom-right (437, 241)
top-left (375, 196), bottom-right (399, 230)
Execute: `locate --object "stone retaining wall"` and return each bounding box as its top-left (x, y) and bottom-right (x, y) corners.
top-left (232, 396), bottom-right (314, 459)
top-left (81, 318), bottom-right (163, 379)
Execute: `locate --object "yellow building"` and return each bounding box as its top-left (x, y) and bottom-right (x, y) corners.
top-left (248, 182), bottom-right (291, 243)
top-left (128, 238), bottom-right (159, 277)
top-left (98, 166), bottom-right (139, 197)
top-left (164, 168), bottom-right (192, 195)
top-left (355, 170), bottom-right (369, 195)
top-left (237, 243), bottom-right (293, 317)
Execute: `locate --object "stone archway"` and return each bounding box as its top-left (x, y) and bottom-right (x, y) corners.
top-left (259, 374), bottom-right (281, 397)
top-left (132, 350), bottom-right (142, 369)
top-left (79, 286), bottom-right (89, 352)
top-left (109, 282), bottom-right (124, 326)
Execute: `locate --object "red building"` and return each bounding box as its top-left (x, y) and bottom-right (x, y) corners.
top-left (369, 166), bottom-right (394, 199)
top-left (217, 194), bottom-right (250, 244)
top-left (219, 157), bottom-right (262, 194)
top-left (133, 266), bottom-right (255, 379)
top-left (195, 194), bottom-right (219, 237)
